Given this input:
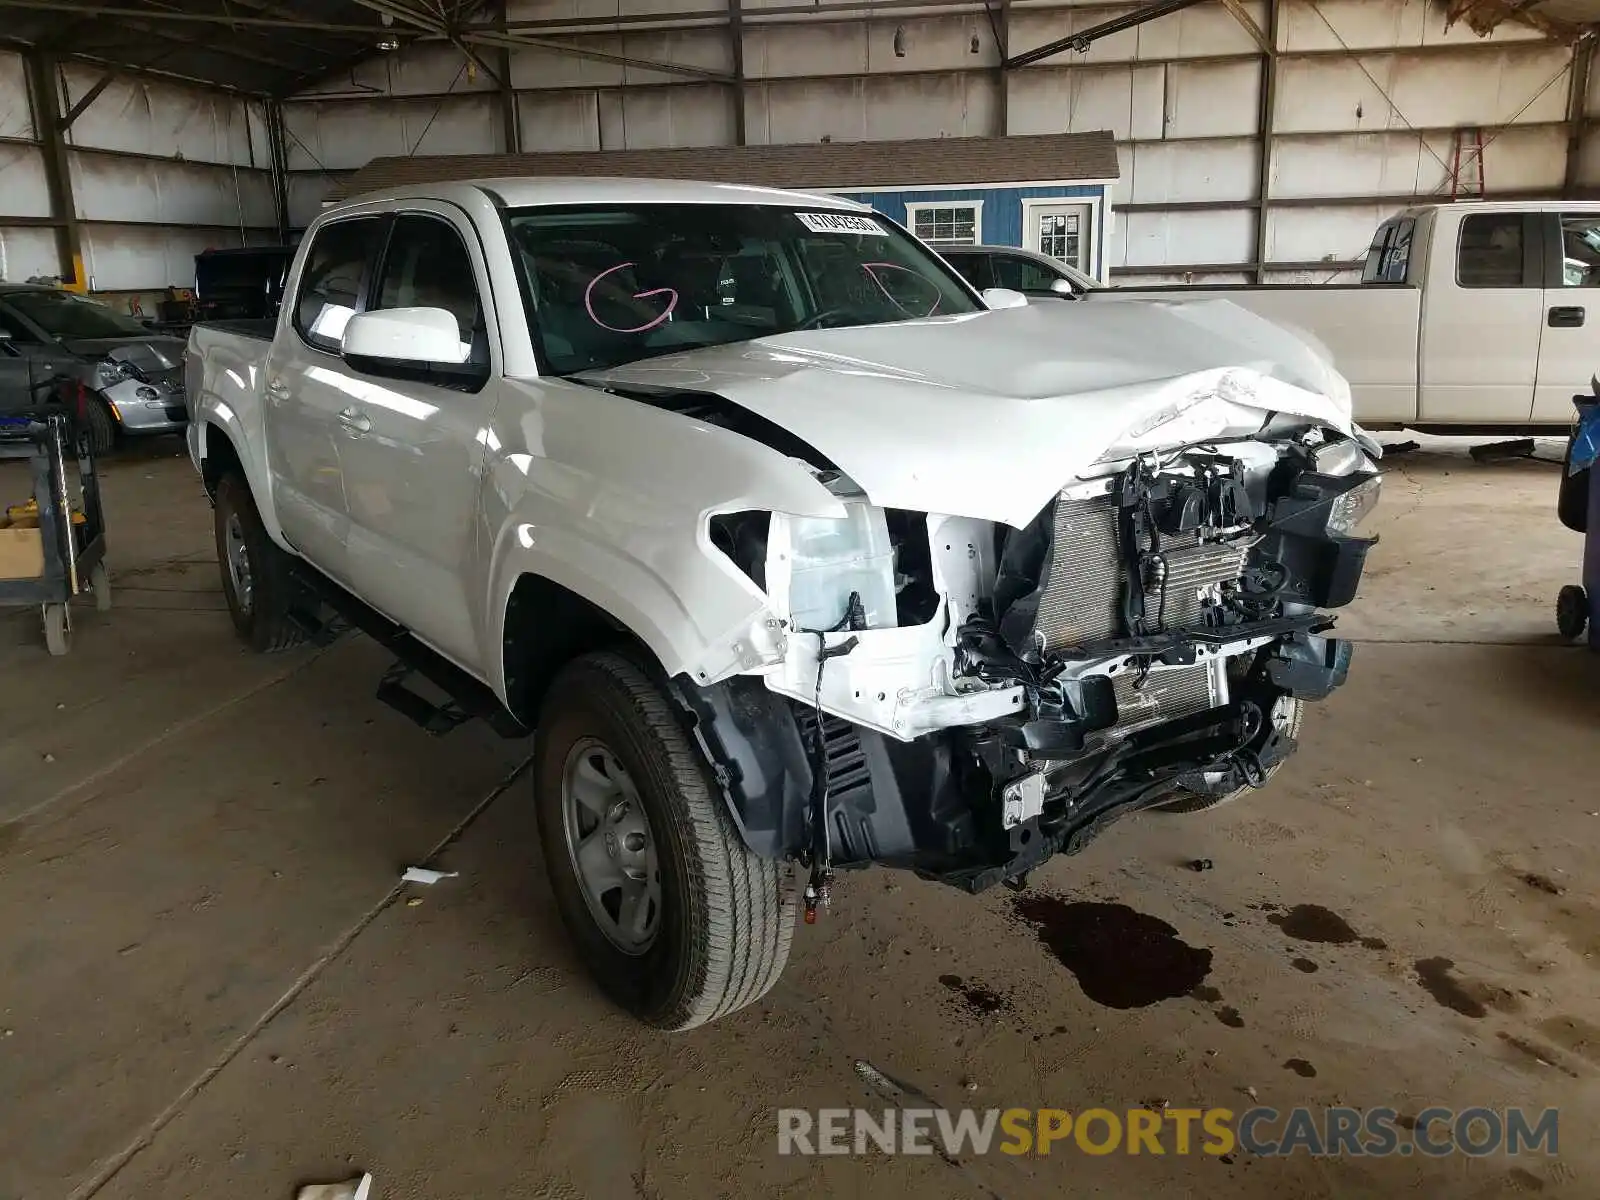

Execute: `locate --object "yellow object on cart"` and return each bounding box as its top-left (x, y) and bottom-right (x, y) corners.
top-left (4, 498), bottom-right (87, 527)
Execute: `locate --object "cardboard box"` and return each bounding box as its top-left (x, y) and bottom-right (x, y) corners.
top-left (0, 525), bottom-right (45, 580)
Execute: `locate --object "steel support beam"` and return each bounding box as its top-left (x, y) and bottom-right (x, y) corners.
top-left (1220, 0), bottom-right (1272, 56)
top-left (983, 0), bottom-right (1009, 135)
top-left (23, 50), bottom-right (84, 290)
top-left (266, 101), bottom-right (291, 242)
top-left (731, 0), bottom-right (747, 144)
top-left (57, 69), bottom-right (115, 129)
top-left (341, 0), bottom-right (735, 83)
top-left (1003, 0), bottom-right (1203, 69)
top-left (484, 0), bottom-right (518, 152)
top-left (1252, 0), bottom-right (1279, 284)
top-left (0, 1), bottom-right (385, 33)
top-left (1564, 31), bottom-right (1596, 197)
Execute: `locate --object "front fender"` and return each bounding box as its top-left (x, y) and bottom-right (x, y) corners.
top-left (190, 333), bottom-right (288, 551)
top-left (479, 379), bottom-right (849, 703)
top-left (484, 519), bottom-right (781, 697)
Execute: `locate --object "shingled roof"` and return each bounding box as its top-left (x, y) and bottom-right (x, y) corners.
top-left (327, 131), bottom-right (1120, 202)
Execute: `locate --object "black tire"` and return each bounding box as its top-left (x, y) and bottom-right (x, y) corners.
top-left (1557, 585), bottom-right (1589, 641)
top-left (42, 603), bottom-right (69, 657)
top-left (213, 473), bottom-right (304, 653)
top-left (533, 652), bottom-right (796, 1031)
top-left (1153, 696), bottom-right (1304, 814)
top-left (90, 560), bottom-right (111, 612)
top-left (1559, 436), bottom-right (1590, 534)
top-left (80, 399), bottom-right (116, 458)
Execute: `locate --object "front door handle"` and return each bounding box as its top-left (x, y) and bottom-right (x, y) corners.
top-left (338, 406), bottom-right (371, 434)
top-left (265, 377), bottom-right (292, 400)
top-left (1549, 305), bottom-right (1587, 328)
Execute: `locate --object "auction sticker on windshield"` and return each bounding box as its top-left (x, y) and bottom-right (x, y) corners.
top-left (795, 212), bottom-right (887, 236)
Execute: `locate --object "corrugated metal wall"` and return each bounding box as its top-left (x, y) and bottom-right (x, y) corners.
top-left (0, 51), bottom-right (276, 293)
top-left (277, 0), bottom-right (1598, 284)
top-left (0, 49), bottom-right (56, 285)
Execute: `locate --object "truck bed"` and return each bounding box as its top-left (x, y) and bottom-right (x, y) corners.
top-left (194, 318), bottom-right (276, 342)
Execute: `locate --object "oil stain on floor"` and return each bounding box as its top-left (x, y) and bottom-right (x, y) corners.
top-left (1011, 895), bottom-right (1212, 1009)
top-left (1414, 957), bottom-right (1522, 1019)
top-left (1267, 904), bottom-right (1388, 950)
top-left (938, 974), bottom-right (1010, 1017)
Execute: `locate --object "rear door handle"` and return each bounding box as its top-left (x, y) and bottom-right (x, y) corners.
top-left (1549, 305), bottom-right (1586, 328)
top-left (265, 378), bottom-right (291, 400)
top-left (338, 406), bottom-right (371, 434)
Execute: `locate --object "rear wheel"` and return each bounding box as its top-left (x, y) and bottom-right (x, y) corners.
top-left (533, 652), bottom-right (796, 1030)
top-left (1153, 695), bottom-right (1304, 814)
top-left (213, 473), bottom-right (304, 653)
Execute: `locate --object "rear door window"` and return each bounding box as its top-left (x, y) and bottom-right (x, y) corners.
top-left (1457, 213), bottom-right (1536, 289)
top-left (293, 217), bottom-right (386, 352)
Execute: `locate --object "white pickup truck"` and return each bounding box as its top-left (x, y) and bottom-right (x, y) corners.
top-left (184, 178), bottom-right (1379, 1029)
top-left (1097, 201), bottom-right (1600, 431)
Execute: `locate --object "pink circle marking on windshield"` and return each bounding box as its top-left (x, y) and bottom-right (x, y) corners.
top-left (585, 261), bottom-right (679, 333)
top-left (862, 262), bottom-right (941, 317)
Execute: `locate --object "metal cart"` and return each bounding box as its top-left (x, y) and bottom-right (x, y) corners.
top-left (0, 413), bottom-right (110, 655)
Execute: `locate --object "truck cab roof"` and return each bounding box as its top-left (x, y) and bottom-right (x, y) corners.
top-left (337, 176), bottom-right (873, 216)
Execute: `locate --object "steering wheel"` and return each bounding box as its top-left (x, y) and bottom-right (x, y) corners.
top-left (792, 307), bottom-right (863, 331)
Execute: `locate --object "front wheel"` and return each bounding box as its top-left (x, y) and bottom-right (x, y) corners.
top-left (80, 399), bottom-right (116, 458)
top-left (533, 652), bottom-right (797, 1031)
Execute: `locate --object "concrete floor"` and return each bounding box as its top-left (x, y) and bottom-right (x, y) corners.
top-left (2, 436), bottom-right (1598, 1200)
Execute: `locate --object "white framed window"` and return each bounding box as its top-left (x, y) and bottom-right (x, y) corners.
top-left (906, 202), bottom-right (982, 245)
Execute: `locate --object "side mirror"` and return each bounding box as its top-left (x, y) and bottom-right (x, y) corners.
top-left (1049, 278), bottom-right (1078, 296)
top-left (981, 287), bottom-right (1029, 310)
top-left (341, 307), bottom-right (487, 391)
top-left (342, 307), bottom-right (467, 364)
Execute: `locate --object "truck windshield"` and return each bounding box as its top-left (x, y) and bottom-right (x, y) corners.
top-left (504, 203), bottom-right (982, 374)
top-left (3, 288), bottom-right (152, 339)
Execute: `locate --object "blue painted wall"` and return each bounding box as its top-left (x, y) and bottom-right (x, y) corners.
top-left (832, 183), bottom-right (1109, 273)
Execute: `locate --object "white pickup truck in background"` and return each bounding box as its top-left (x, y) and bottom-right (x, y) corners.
top-left (1095, 201), bottom-right (1600, 432)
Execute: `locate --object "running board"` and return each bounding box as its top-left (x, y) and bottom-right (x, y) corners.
top-left (286, 560), bottom-right (530, 740)
top-left (377, 663), bottom-right (471, 736)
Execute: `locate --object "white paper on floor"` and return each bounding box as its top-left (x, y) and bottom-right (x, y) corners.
top-left (400, 867), bottom-right (459, 885)
top-left (296, 1173), bottom-right (372, 1200)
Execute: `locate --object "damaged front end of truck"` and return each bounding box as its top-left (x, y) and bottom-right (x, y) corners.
top-left (643, 365), bottom-right (1380, 905)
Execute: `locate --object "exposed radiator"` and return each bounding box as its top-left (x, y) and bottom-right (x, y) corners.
top-left (1033, 494), bottom-right (1248, 652)
top-left (1087, 663), bottom-right (1218, 751)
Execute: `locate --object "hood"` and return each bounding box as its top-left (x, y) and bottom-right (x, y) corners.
top-left (580, 299), bottom-right (1358, 528)
top-left (63, 337), bottom-right (186, 373)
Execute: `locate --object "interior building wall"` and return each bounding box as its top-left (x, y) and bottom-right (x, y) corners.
top-left (10, 2), bottom-right (1599, 291)
top-left (0, 50), bottom-right (275, 299)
